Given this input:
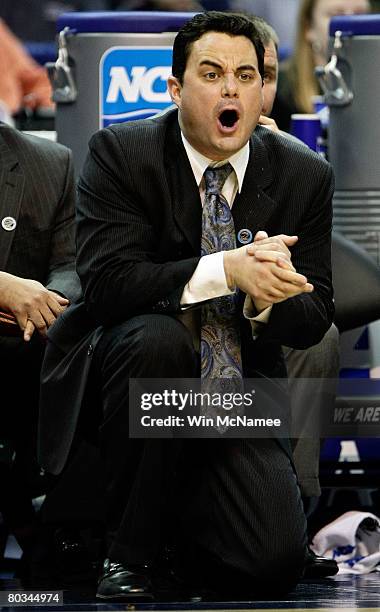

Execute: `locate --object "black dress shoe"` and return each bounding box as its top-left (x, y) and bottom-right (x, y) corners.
top-left (153, 547), bottom-right (203, 602)
top-left (303, 548), bottom-right (338, 578)
top-left (96, 558), bottom-right (155, 601)
top-left (54, 527), bottom-right (92, 576)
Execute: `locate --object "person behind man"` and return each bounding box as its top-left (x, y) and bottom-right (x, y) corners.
top-left (39, 11), bottom-right (334, 600)
top-left (0, 122), bottom-right (81, 560)
top-left (271, 0), bottom-right (370, 131)
top-left (251, 14), bottom-right (339, 578)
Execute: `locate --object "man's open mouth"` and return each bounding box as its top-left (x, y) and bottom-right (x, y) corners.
top-left (218, 108), bottom-right (239, 130)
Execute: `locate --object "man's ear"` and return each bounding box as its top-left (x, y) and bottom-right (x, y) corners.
top-left (167, 75), bottom-right (182, 108)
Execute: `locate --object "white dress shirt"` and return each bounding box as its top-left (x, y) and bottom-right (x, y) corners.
top-left (179, 133), bottom-right (272, 332)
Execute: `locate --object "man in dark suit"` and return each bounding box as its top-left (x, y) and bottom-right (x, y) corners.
top-left (39, 11), bottom-right (334, 600)
top-left (0, 123), bottom-right (81, 555)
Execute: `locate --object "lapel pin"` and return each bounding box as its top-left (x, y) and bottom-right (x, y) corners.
top-left (1, 216), bottom-right (17, 231)
top-left (237, 229), bottom-right (253, 245)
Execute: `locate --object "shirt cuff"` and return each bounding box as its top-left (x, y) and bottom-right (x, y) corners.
top-left (243, 295), bottom-right (272, 336)
top-left (181, 252), bottom-right (233, 306)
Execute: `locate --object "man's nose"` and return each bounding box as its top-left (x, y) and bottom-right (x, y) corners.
top-left (222, 73), bottom-right (239, 97)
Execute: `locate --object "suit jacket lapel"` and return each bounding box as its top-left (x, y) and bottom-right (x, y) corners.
top-left (0, 134), bottom-right (25, 270)
top-left (164, 116), bottom-right (278, 253)
top-left (165, 114), bottom-right (202, 254)
top-left (232, 130), bottom-right (278, 237)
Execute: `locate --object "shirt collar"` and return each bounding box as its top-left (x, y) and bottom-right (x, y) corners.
top-left (181, 132), bottom-right (250, 194)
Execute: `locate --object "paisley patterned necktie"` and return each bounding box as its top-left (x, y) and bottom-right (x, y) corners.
top-left (201, 164), bottom-right (243, 381)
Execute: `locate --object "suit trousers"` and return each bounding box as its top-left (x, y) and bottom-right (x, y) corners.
top-left (0, 334), bottom-right (45, 529)
top-left (90, 314), bottom-right (307, 591)
top-left (284, 324), bottom-right (340, 498)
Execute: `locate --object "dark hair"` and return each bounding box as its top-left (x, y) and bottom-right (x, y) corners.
top-left (248, 15), bottom-right (279, 53)
top-left (172, 11), bottom-right (265, 84)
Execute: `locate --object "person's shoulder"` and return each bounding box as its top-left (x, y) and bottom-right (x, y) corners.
top-left (257, 125), bottom-right (316, 158)
top-left (253, 124), bottom-right (331, 174)
top-left (105, 106), bottom-right (176, 143)
top-left (88, 107), bottom-right (178, 164)
top-left (0, 123), bottom-right (70, 161)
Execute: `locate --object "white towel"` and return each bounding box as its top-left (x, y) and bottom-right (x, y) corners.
top-left (311, 511), bottom-right (380, 574)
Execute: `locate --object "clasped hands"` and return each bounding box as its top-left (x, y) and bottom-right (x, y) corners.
top-left (0, 272), bottom-right (69, 341)
top-left (223, 230), bottom-right (313, 313)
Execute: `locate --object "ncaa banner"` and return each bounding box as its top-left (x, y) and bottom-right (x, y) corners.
top-left (100, 46), bottom-right (173, 127)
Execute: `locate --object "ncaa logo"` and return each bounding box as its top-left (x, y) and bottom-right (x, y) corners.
top-left (100, 47), bottom-right (173, 127)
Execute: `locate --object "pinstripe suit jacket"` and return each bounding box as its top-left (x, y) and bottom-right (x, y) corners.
top-left (0, 123), bottom-right (81, 302)
top-left (39, 108), bottom-right (334, 474)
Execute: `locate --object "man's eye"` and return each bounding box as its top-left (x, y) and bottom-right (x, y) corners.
top-left (239, 73), bottom-right (253, 81)
top-left (205, 72), bottom-right (218, 80)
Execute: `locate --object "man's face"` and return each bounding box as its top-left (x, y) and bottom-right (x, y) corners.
top-left (308, 0), bottom-right (370, 64)
top-left (262, 39), bottom-right (278, 117)
top-left (168, 31), bottom-right (263, 160)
